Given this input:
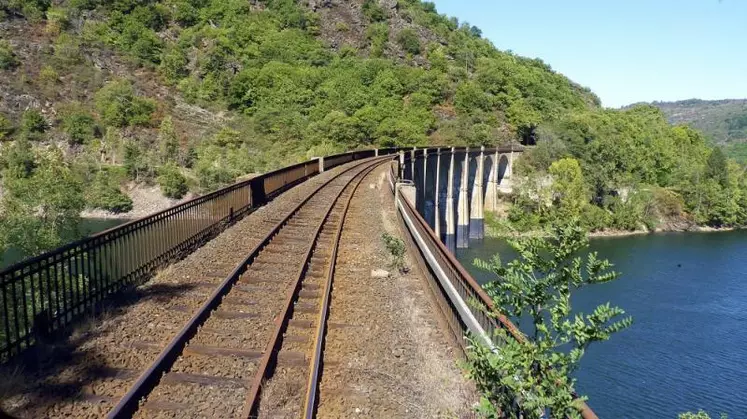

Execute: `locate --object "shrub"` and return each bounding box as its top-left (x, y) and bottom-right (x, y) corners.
top-left (0, 40), bottom-right (19, 70)
top-left (396, 28), bottom-right (421, 55)
top-left (95, 80), bottom-right (155, 127)
top-left (157, 163), bottom-right (188, 199)
top-left (366, 23), bottom-right (389, 57)
top-left (38, 65), bottom-right (59, 84)
top-left (53, 33), bottom-right (83, 65)
top-left (335, 22), bottom-right (350, 32)
top-left (86, 170), bottom-right (133, 213)
top-left (62, 110), bottom-right (98, 144)
top-left (45, 7), bottom-right (70, 34)
top-left (382, 232), bottom-right (407, 272)
top-left (362, 0), bottom-right (386, 22)
top-left (3, 0), bottom-right (50, 22)
top-left (20, 109), bottom-right (47, 139)
top-left (122, 141), bottom-right (155, 181)
top-left (0, 113), bottom-right (13, 140)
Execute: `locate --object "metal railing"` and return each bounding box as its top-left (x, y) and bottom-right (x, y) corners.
top-left (389, 153), bottom-right (597, 419)
top-left (0, 149), bottom-right (400, 363)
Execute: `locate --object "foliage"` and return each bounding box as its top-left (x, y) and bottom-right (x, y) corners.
top-left (20, 109), bottom-right (47, 140)
top-left (381, 232), bottom-right (406, 272)
top-left (122, 141), bottom-right (156, 182)
top-left (0, 40), bottom-right (20, 70)
top-left (94, 80), bottom-right (155, 128)
top-left (467, 223), bottom-right (632, 418)
top-left (2, 0), bottom-right (50, 22)
top-left (396, 29), bottom-right (421, 55)
top-left (0, 148), bottom-right (84, 258)
top-left (0, 113), bottom-right (13, 140)
top-left (157, 163), bottom-right (188, 199)
top-left (86, 169), bottom-right (133, 213)
top-left (61, 107), bottom-right (98, 145)
top-left (158, 116), bottom-right (179, 163)
top-left (362, 0), bottom-right (386, 22)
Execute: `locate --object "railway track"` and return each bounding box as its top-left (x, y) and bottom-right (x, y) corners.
top-left (104, 157), bottom-right (388, 418)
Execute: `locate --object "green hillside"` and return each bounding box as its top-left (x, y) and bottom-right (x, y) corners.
top-left (651, 99), bottom-right (747, 163)
top-left (1, 0), bottom-right (746, 260)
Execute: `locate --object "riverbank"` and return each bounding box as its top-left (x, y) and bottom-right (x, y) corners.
top-left (81, 183), bottom-right (195, 220)
top-left (486, 216), bottom-right (741, 240)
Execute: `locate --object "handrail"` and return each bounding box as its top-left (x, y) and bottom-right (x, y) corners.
top-left (0, 148), bottom-right (403, 363)
top-left (390, 150), bottom-right (597, 419)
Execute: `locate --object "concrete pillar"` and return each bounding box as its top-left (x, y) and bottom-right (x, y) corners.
top-left (445, 147), bottom-right (456, 252)
top-left (507, 150), bottom-right (514, 180)
top-left (398, 151), bottom-right (405, 179)
top-left (318, 156), bottom-right (325, 173)
top-left (484, 150), bottom-right (499, 212)
top-left (375, 148), bottom-right (379, 156)
top-left (434, 148), bottom-right (441, 239)
top-left (456, 148), bottom-right (470, 249)
top-left (410, 147), bottom-right (416, 184)
top-left (470, 146), bottom-right (485, 240)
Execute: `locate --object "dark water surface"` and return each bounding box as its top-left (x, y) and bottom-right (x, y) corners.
top-left (1, 218), bottom-right (128, 269)
top-left (456, 231), bottom-right (747, 418)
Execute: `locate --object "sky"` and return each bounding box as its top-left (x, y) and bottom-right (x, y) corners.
top-left (431, 0), bottom-right (747, 108)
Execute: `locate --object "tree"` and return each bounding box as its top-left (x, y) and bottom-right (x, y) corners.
top-left (549, 158), bottom-right (588, 219)
top-left (396, 29), bottom-right (421, 55)
top-left (95, 80), bottom-right (155, 128)
top-left (467, 223), bottom-right (632, 418)
top-left (20, 109), bottom-right (48, 140)
top-left (86, 170), bottom-right (133, 213)
top-left (158, 116), bottom-right (179, 163)
top-left (0, 40), bottom-right (19, 70)
top-left (0, 149), bottom-right (84, 259)
top-left (157, 163), bottom-right (188, 199)
top-left (705, 148), bottom-right (728, 188)
top-left (62, 109), bottom-right (98, 145)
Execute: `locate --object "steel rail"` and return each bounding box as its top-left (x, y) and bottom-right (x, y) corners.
top-left (242, 158), bottom-right (385, 418)
top-left (301, 158), bottom-right (380, 418)
top-left (107, 156), bottom-right (393, 419)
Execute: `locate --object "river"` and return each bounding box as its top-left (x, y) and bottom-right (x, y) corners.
top-left (456, 231), bottom-right (747, 418)
top-left (0, 218), bottom-right (128, 270)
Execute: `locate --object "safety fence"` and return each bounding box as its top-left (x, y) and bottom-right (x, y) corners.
top-left (0, 148), bottom-right (397, 363)
top-left (389, 152), bottom-right (597, 419)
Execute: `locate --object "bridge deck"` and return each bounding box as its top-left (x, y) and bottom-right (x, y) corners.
top-left (0, 162), bottom-right (473, 418)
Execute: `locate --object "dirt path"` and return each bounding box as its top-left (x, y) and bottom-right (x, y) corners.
top-left (317, 165), bottom-right (476, 418)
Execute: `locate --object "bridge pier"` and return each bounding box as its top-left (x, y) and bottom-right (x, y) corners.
top-left (434, 149), bottom-right (441, 239)
top-left (445, 148), bottom-right (456, 252)
top-left (484, 150), bottom-right (499, 213)
top-left (456, 148), bottom-right (470, 249)
top-left (469, 147), bottom-right (485, 240)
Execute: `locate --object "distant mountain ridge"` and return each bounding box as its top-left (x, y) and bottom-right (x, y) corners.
top-left (647, 98), bottom-right (747, 144)
top-left (644, 98), bottom-right (747, 163)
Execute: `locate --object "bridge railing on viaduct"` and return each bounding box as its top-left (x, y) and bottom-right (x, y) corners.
top-left (388, 153), bottom-right (598, 419)
top-left (0, 148), bottom-right (401, 363)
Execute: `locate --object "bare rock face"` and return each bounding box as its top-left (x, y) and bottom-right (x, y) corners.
top-left (371, 268), bottom-right (391, 279)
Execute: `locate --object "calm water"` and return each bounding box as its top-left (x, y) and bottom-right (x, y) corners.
top-left (456, 231), bottom-right (747, 418)
top-left (1, 218), bottom-right (128, 269)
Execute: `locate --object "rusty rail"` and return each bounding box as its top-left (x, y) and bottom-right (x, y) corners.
top-left (0, 148), bottom-right (402, 363)
top-left (107, 156), bottom-right (392, 418)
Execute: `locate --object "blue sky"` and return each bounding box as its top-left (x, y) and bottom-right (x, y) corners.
top-left (431, 0), bottom-right (747, 108)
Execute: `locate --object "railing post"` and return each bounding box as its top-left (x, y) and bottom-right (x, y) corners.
top-left (317, 156), bottom-right (325, 173)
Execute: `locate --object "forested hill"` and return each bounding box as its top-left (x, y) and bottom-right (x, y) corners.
top-left (648, 99), bottom-right (747, 163)
top-left (1, 0), bottom-right (745, 261)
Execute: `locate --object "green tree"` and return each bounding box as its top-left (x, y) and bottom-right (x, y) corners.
top-left (158, 116), bottom-right (179, 163)
top-left (0, 113), bottom-right (13, 140)
top-left (396, 28), bottom-right (421, 55)
top-left (157, 163), bottom-right (189, 199)
top-left (467, 223), bottom-right (632, 418)
top-left (61, 109), bottom-right (98, 145)
top-left (95, 80), bottom-right (155, 127)
top-left (0, 40), bottom-right (20, 70)
top-left (0, 149), bottom-right (84, 258)
top-left (20, 109), bottom-right (47, 141)
top-left (86, 170), bottom-right (133, 213)
top-left (549, 157), bottom-right (588, 219)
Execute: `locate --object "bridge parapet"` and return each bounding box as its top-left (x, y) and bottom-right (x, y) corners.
top-left (0, 148), bottom-right (403, 363)
top-left (388, 162), bottom-right (597, 419)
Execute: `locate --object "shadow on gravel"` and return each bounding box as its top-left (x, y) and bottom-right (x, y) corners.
top-left (0, 282), bottom-right (197, 413)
